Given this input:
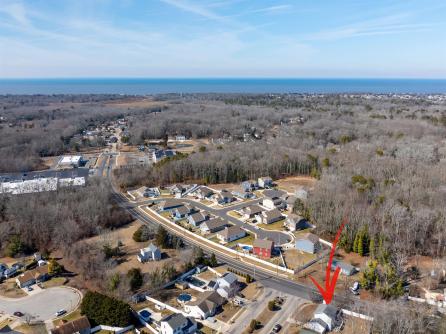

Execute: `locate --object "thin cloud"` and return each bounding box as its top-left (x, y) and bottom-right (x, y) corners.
top-left (250, 5), bottom-right (292, 14)
top-left (303, 13), bottom-right (436, 41)
top-left (0, 1), bottom-right (30, 26)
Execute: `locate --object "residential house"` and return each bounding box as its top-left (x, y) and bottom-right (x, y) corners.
top-left (262, 189), bottom-right (287, 210)
top-left (217, 226), bottom-right (246, 243)
top-left (175, 135), bottom-right (187, 142)
top-left (295, 233), bottom-right (321, 254)
top-left (309, 304), bottom-right (342, 333)
top-left (0, 263), bottom-right (7, 278)
top-left (184, 290), bottom-right (225, 320)
top-left (285, 214), bottom-right (310, 232)
top-left (253, 239), bottom-right (274, 258)
top-left (258, 176), bottom-right (273, 188)
top-left (51, 316), bottom-right (91, 334)
top-left (3, 265), bottom-right (19, 278)
top-left (171, 205), bottom-right (196, 219)
top-left (331, 260), bottom-right (356, 276)
top-left (243, 205), bottom-right (263, 219)
top-left (58, 155), bottom-right (83, 168)
top-left (196, 187), bottom-right (214, 200)
top-left (255, 209), bottom-right (283, 225)
top-left (151, 149), bottom-right (176, 163)
top-left (137, 244), bottom-right (162, 262)
top-left (188, 212), bottom-right (210, 227)
top-left (170, 184), bottom-right (186, 198)
top-left (241, 180), bottom-right (258, 192)
top-left (144, 187), bottom-right (160, 198)
top-left (160, 313), bottom-right (197, 334)
top-left (16, 265), bottom-right (49, 288)
top-left (215, 272), bottom-right (240, 298)
top-left (214, 190), bottom-right (235, 205)
top-left (200, 219), bottom-right (229, 234)
top-left (232, 187), bottom-right (255, 200)
top-left (158, 199), bottom-right (183, 211)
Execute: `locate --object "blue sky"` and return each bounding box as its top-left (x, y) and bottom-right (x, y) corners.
top-left (0, 0), bottom-right (445, 78)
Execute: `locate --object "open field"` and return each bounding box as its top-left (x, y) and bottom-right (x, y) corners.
top-left (283, 249), bottom-right (318, 270)
top-left (0, 279), bottom-right (26, 298)
top-left (274, 176), bottom-right (317, 193)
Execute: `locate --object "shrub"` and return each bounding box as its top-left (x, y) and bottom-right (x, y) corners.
top-left (127, 268), bottom-right (143, 292)
top-left (80, 291), bottom-right (133, 327)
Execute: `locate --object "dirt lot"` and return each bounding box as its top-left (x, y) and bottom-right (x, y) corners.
top-left (283, 248), bottom-right (318, 270)
top-left (240, 282), bottom-right (263, 300)
top-left (275, 176), bottom-right (317, 193)
top-left (84, 221), bottom-right (188, 275)
top-left (0, 279), bottom-right (26, 298)
top-left (342, 316), bottom-right (372, 333)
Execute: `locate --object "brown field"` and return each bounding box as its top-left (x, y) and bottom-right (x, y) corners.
top-left (104, 98), bottom-right (166, 109)
top-left (275, 176), bottom-right (317, 193)
top-left (0, 279), bottom-right (26, 298)
top-left (82, 221), bottom-right (186, 275)
top-left (283, 248), bottom-right (318, 270)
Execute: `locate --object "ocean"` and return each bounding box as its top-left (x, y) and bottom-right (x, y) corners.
top-left (0, 78), bottom-right (445, 95)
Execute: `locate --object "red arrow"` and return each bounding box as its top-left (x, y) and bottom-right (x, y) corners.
top-left (309, 218), bottom-right (346, 304)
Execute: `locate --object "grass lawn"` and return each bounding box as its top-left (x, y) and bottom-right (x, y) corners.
top-left (258, 218), bottom-right (286, 231)
top-left (14, 324), bottom-right (47, 334)
top-left (53, 309), bottom-right (82, 326)
top-left (160, 211), bottom-right (172, 219)
top-left (228, 211), bottom-right (243, 219)
top-left (207, 235), bottom-right (220, 243)
top-left (42, 277), bottom-right (68, 289)
top-left (227, 233), bottom-right (254, 248)
top-left (200, 199), bottom-right (213, 206)
top-left (198, 324), bottom-right (214, 334)
top-left (0, 280), bottom-right (26, 298)
top-left (216, 304), bottom-right (241, 323)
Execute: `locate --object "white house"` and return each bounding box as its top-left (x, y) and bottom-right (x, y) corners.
top-left (160, 313), bottom-right (197, 334)
top-left (217, 226), bottom-right (246, 243)
top-left (258, 176), bottom-right (273, 188)
top-left (215, 272), bottom-right (240, 298)
top-left (137, 244), bottom-right (161, 262)
top-left (313, 304), bottom-right (342, 332)
top-left (184, 291), bottom-right (225, 320)
top-left (256, 209), bottom-right (283, 225)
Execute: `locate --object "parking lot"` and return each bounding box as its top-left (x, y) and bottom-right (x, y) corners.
top-left (0, 286), bottom-right (81, 321)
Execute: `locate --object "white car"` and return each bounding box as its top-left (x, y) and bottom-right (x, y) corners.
top-left (55, 309), bottom-right (66, 317)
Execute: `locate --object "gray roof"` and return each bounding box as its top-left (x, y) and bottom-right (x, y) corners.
top-left (253, 238), bottom-right (274, 249)
top-left (298, 233), bottom-right (319, 244)
top-left (198, 187), bottom-right (214, 197)
top-left (263, 209), bottom-right (283, 220)
top-left (244, 204), bottom-right (263, 215)
top-left (189, 212), bottom-right (208, 222)
top-left (202, 218), bottom-right (227, 230)
top-left (218, 225), bottom-right (245, 239)
top-left (161, 313), bottom-right (187, 328)
top-left (220, 272), bottom-right (237, 285)
top-left (263, 189), bottom-right (286, 199)
top-left (315, 304), bottom-right (339, 320)
top-left (175, 205), bottom-right (194, 215)
top-left (144, 243), bottom-right (159, 253)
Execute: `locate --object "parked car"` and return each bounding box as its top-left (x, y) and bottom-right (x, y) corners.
top-left (272, 324), bottom-right (282, 333)
top-left (27, 286), bottom-right (33, 292)
top-left (55, 309), bottom-right (66, 317)
top-left (13, 311), bottom-right (23, 317)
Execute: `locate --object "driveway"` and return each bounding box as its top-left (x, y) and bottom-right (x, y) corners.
top-left (0, 287), bottom-right (81, 321)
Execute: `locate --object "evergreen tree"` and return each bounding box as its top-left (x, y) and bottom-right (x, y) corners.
top-left (353, 233), bottom-right (359, 253)
top-left (369, 237), bottom-right (375, 259)
top-left (358, 234), bottom-right (364, 256)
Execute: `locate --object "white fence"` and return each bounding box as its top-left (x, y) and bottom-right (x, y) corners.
top-left (341, 308), bottom-right (374, 322)
top-left (91, 324), bottom-right (134, 333)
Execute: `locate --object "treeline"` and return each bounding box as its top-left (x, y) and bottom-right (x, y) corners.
top-left (114, 141), bottom-right (315, 189)
top-left (0, 177), bottom-right (132, 254)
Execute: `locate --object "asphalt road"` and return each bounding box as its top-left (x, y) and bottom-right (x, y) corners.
top-left (0, 287), bottom-right (81, 321)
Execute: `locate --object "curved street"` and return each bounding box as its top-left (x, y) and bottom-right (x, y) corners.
top-left (0, 287), bottom-right (81, 321)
